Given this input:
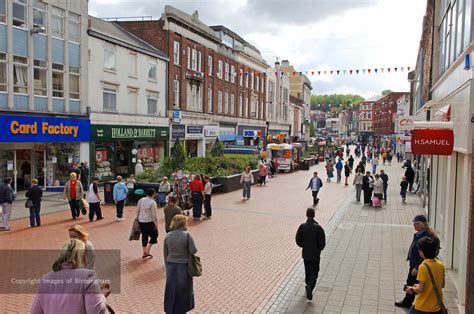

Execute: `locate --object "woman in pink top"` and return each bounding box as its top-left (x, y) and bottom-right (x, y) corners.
top-left (31, 239), bottom-right (109, 314)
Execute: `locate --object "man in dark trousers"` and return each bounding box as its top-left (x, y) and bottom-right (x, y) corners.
top-left (379, 169), bottom-right (389, 203)
top-left (295, 207), bottom-right (326, 301)
top-left (306, 172), bottom-right (323, 207)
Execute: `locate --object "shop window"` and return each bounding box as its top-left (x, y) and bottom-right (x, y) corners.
top-left (13, 0), bottom-right (27, 28)
top-left (34, 59), bottom-right (47, 96)
top-left (13, 56), bottom-right (28, 94)
top-left (0, 0), bottom-right (5, 24)
top-left (207, 55), bottom-right (212, 75)
top-left (463, 0), bottom-right (471, 50)
top-left (128, 51), bottom-right (137, 76)
top-left (52, 63), bottom-right (64, 98)
top-left (137, 142), bottom-right (165, 172)
top-left (51, 6), bottom-right (64, 39)
top-left (0, 53), bottom-right (6, 92)
top-left (104, 43), bottom-right (116, 71)
top-left (47, 142), bottom-right (80, 186)
top-left (69, 66), bottom-right (80, 99)
top-left (103, 86), bottom-right (117, 112)
top-left (33, 0), bottom-right (47, 28)
top-left (68, 12), bottom-right (80, 43)
top-left (207, 87), bottom-right (212, 113)
top-left (147, 92), bottom-right (159, 115)
top-left (148, 58), bottom-right (157, 80)
top-left (95, 144), bottom-right (114, 180)
top-left (173, 80), bottom-right (179, 108)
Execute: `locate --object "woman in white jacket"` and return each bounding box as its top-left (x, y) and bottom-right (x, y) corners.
top-left (373, 174), bottom-right (384, 203)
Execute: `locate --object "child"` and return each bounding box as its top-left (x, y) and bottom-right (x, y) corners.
top-left (400, 176), bottom-right (408, 203)
top-left (203, 176), bottom-right (212, 220)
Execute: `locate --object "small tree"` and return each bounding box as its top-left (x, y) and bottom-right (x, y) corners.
top-left (210, 137), bottom-right (224, 157)
top-left (170, 137), bottom-right (186, 171)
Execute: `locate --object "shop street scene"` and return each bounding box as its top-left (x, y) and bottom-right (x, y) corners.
top-left (0, 0), bottom-right (473, 313)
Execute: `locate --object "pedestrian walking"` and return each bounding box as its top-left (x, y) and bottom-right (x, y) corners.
top-left (203, 176), bottom-right (212, 220)
top-left (240, 166), bottom-right (254, 201)
top-left (80, 162), bottom-right (89, 191)
top-left (68, 225), bottom-right (96, 269)
top-left (190, 174), bottom-right (204, 220)
top-left (64, 173), bottom-right (84, 220)
top-left (258, 163), bottom-right (268, 186)
top-left (361, 155), bottom-right (367, 165)
top-left (405, 165), bottom-right (415, 192)
top-left (362, 171), bottom-right (374, 205)
top-left (395, 215), bottom-right (440, 309)
top-left (135, 159), bottom-right (144, 175)
top-left (164, 195), bottom-right (183, 233)
top-left (372, 174), bottom-right (384, 207)
top-left (136, 188), bottom-right (158, 258)
top-left (405, 237), bottom-right (444, 314)
top-left (325, 160), bottom-right (334, 182)
top-left (371, 156), bottom-right (379, 174)
top-left (348, 155), bottom-right (354, 170)
top-left (158, 176), bottom-right (171, 207)
top-left (387, 153), bottom-right (393, 166)
top-left (26, 178), bottom-right (43, 228)
top-left (353, 169), bottom-right (363, 202)
top-left (113, 176), bottom-right (128, 221)
top-left (295, 207), bottom-right (326, 301)
top-left (87, 177), bottom-right (103, 222)
top-left (382, 152), bottom-right (387, 165)
top-left (164, 214), bottom-right (197, 314)
top-left (400, 176), bottom-right (409, 203)
top-left (306, 172), bottom-right (323, 207)
top-left (31, 239), bottom-right (108, 314)
top-left (380, 169), bottom-right (389, 203)
top-left (335, 159), bottom-right (343, 183)
top-left (344, 161), bottom-right (351, 186)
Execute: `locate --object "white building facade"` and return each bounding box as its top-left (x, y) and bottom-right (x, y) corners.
top-left (266, 62), bottom-right (290, 142)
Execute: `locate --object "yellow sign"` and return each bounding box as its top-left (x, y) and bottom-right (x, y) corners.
top-left (10, 121), bottom-right (79, 137)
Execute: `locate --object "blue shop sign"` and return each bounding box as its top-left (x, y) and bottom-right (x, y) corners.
top-left (0, 115), bottom-right (90, 142)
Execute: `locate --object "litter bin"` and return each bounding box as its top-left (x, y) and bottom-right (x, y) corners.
top-left (104, 180), bottom-right (117, 204)
top-left (300, 160), bottom-right (310, 171)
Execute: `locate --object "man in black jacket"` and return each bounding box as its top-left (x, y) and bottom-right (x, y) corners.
top-left (295, 207), bottom-right (326, 300)
top-left (26, 178), bottom-right (43, 227)
top-left (0, 177), bottom-right (15, 231)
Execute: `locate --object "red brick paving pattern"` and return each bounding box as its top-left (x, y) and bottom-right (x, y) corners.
top-left (0, 163), bottom-right (348, 313)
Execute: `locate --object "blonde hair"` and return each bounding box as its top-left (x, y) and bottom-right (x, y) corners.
top-left (170, 214), bottom-right (187, 231)
top-left (70, 172), bottom-right (77, 179)
top-left (31, 178), bottom-right (38, 184)
top-left (52, 239), bottom-right (86, 272)
top-left (69, 225), bottom-right (89, 241)
top-left (117, 175), bottom-right (123, 181)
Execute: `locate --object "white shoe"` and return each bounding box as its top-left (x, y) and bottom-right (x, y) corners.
top-left (116, 217), bottom-right (126, 221)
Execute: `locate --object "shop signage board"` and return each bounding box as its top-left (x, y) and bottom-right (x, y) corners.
top-left (204, 125), bottom-right (219, 137)
top-left (397, 115), bottom-right (423, 131)
top-left (173, 110), bottom-right (182, 123)
top-left (186, 125), bottom-right (203, 139)
top-left (91, 125), bottom-right (168, 141)
top-left (243, 130), bottom-right (255, 137)
top-left (0, 115), bottom-right (90, 142)
top-left (171, 124), bottom-right (185, 139)
top-left (411, 129), bottom-right (454, 155)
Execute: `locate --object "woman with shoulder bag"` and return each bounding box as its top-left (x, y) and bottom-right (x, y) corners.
top-left (137, 188), bottom-right (158, 259)
top-left (163, 214), bottom-right (198, 314)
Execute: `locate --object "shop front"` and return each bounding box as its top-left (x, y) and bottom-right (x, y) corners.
top-left (185, 125), bottom-right (204, 157)
top-left (238, 125), bottom-right (266, 148)
top-left (219, 124), bottom-right (240, 146)
top-left (268, 128), bottom-right (290, 144)
top-left (203, 125), bottom-right (219, 153)
top-left (0, 114), bottom-right (90, 191)
top-left (90, 124), bottom-right (168, 180)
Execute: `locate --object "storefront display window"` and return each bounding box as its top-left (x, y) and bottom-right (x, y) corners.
top-left (137, 141), bottom-right (165, 172)
top-left (95, 143), bottom-right (114, 180)
top-left (47, 142), bottom-right (79, 186)
top-left (116, 141), bottom-right (131, 176)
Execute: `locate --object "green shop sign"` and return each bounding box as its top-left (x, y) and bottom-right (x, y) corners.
top-left (91, 124), bottom-right (168, 141)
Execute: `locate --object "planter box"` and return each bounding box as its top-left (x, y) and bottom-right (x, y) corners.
top-left (214, 170), bottom-right (259, 193)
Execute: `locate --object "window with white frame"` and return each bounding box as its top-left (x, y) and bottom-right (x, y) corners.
top-left (230, 94), bottom-right (235, 115)
top-left (51, 6), bottom-right (64, 39)
top-left (255, 100), bottom-right (259, 118)
top-left (218, 60), bottom-right (223, 79)
top-left (103, 85), bottom-right (117, 112)
top-left (0, 0), bottom-right (6, 24)
top-left (173, 80), bottom-right (179, 108)
top-left (239, 95), bottom-right (243, 116)
top-left (33, 0), bottom-right (47, 28)
top-left (69, 66), bottom-right (80, 99)
top-left (244, 96), bottom-right (248, 117)
top-left (462, 0), bottom-right (471, 49)
top-left (52, 63), bottom-right (64, 97)
top-left (191, 49), bottom-right (197, 71)
top-left (148, 58), bottom-right (157, 80)
top-left (104, 43), bottom-right (116, 71)
top-left (218, 91), bottom-right (223, 113)
top-left (239, 69), bottom-right (243, 86)
top-left (231, 65), bottom-right (235, 83)
top-left (224, 92), bottom-right (229, 114)
top-left (128, 51), bottom-right (137, 76)
top-left (245, 71), bottom-right (249, 88)
top-left (13, 0), bottom-right (27, 28)
top-left (128, 88), bottom-right (138, 112)
top-left (68, 13), bottom-right (80, 43)
top-left (251, 73), bottom-right (254, 90)
top-left (250, 99), bottom-right (256, 117)
top-left (13, 56), bottom-right (28, 94)
top-left (33, 60), bottom-right (47, 96)
top-left (147, 92), bottom-right (159, 115)
top-left (187, 47), bottom-right (190, 69)
top-left (0, 53), bottom-right (6, 92)
top-left (198, 51), bottom-right (201, 72)
top-left (207, 87), bottom-right (212, 113)
top-left (173, 41), bottom-right (180, 65)
top-left (225, 63), bottom-right (229, 81)
top-left (261, 77), bottom-right (265, 93)
top-left (187, 83), bottom-right (201, 111)
top-left (208, 55), bottom-right (213, 75)
top-left (256, 75), bottom-right (259, 92)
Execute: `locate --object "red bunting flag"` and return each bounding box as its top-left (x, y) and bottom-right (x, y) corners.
top-left (350, 70), bottom-right (353, 75)
top-left (387, 68), bottom-right (391, 72)
top-left (368, 69), bottom-right (371, 74)
top-left (311, 71), bottom-right (314, 75)
top-left (330, 70), bottom-right (333, 75)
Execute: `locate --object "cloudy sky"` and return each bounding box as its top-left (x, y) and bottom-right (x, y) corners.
top-left (89, 0), bottom-right (427, 99)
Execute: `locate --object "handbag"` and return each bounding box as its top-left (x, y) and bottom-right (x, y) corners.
top-left (187, 233), bottom-right (202, 277)
top-left (79, 198), bottom-right (88, 215)
top-left (424, 263), bottom-right (448, 314)
top-left (25, 199), bottom-right (33, 208)
top-left (129, 199), bottom-right (142, 241)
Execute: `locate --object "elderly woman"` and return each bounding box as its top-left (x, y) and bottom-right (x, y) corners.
top-left (164, 214), bottom-right (198, 313)
top-left (158, 176), bottom-right (171, 207)
top-left (31, 239), bottom-right (109, 314)
top-left (137, 188), bottom-right (159, 258)
top-left (64, 172), bottom-right (84, 220)
top-left (68, 224), bottom-right (96, 269)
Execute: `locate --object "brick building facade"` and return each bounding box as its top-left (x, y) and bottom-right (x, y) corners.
top-left (372, 92), bottom-right (409, 136)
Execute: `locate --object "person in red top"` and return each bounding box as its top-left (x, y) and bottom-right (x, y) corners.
top-left (63, 172), bottom-right (84, 219)
top-left (190, 175), bottom-right (205, 220)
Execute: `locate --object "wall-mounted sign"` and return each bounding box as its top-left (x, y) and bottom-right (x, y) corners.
top-left (243, 130), bottom-right (255, 137)
top-left (91, 125), bottom-right (168, 141)
top-left (171, 124), bottom-right (186, 139)
top-left (173, 110), bottom-right (182, 123)
top-left (186, 125), bottom-right (203, 139)
top-left (412, 129), bottom-right (454, 155)
top-left (397, 115), bottom-right (423, 131)
top-left (204, 125), bottom-right (219, 137)
top-left (0, 115), bottom-right (90, 142)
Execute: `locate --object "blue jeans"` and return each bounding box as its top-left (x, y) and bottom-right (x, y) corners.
top-left (372, 165), bottom-right (377, 174)
top-left (242, 181), bottom-right (251, 199)
top-left (408, 306), bottom-right (441, 314)
top-left (336, 170), bottom-right (342, 182)
top-left (29, 205), bottom-right (41, 227)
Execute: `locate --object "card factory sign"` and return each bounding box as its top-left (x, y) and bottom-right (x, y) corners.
top-left (411, 129), bottom-right (454, 155)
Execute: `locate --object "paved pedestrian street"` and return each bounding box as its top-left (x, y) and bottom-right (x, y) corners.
top-left (0, 157), bottom-right (460, 313)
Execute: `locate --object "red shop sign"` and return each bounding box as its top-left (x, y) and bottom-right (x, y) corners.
top-left (412, 129), bottom-right (454, 155)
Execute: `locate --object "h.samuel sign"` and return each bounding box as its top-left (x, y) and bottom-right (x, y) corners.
top-left (411, 129), bottom-right (454, 155)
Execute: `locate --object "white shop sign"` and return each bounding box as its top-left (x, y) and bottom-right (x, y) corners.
top-left (204, 126), bottom-right (219, 137)
top-left (397, 115), bottom-right (423, 131)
